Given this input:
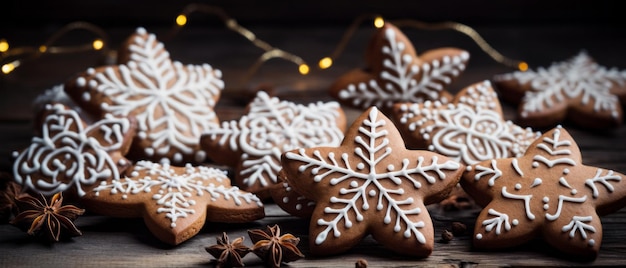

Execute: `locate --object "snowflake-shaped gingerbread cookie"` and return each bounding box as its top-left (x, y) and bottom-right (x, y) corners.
top-left (329, 22), bottom-right (469, 111)
top-left (461, 126), bottom-right (626, 258)
top-left (200, 91), bottom-right (346, 198)
top-left (493, 51), bottom-right (626, 129)
top-left (82, 160), bottom-right (264, 245)
top-left (12, 103), bottom-right (135, 197)
top-left (281, 106), bottom-right (464, 257)
top-left (393, 80), bottom-right (540, 165)
top-left (64, 27), bottom-right (224, 164)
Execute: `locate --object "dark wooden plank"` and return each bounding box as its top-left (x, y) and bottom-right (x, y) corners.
top-left (2, 204), bottom-right (626, 267)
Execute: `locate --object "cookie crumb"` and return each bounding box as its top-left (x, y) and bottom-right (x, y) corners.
top-left (451, 222), bottom-right (467, 236)
top-left (355, 258), bottom-right (368, 268)
top-left (441, 229), bottom-right (454, 242)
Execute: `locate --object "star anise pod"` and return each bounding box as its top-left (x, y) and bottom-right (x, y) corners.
top-left (10, 192), bottom-right (85, 241)
top-left (248, 224), bottom-right (304, 268)
top-left (205, 232), bottom-right (251, 267)
top-left (0, 172), bottom-right (22, 222)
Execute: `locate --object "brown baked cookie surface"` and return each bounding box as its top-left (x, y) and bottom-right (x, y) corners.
top-left (12, 103), bottom-right (135, 197)
top-left (268, 170), bottom-right (316, 218)
top-left (281, 106), bottom-right (464, 257)
top-left (200, 91), bottom-right (346, 199)
top-left (493, 51), bottom-right (626, 129)
top-left (64, 27), bottom-right (224, 164)
top-left (81, 160), bottom-right (264, 245)
top-left (329, 22), bottom-right (469, 112)
top-left (461, 126), bottom-right (626, 259)
top-left (393, 80), bottom-right (540, 165)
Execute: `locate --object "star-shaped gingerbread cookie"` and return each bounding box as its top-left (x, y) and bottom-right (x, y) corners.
top-left (329, 22), bottom-right (469, 112)
top-left (461, 126), bottom-right (626, 258)
top-left (281, 106), bottom-right (465, 257)
top-left (200, 91), bottom-right (346, 198)
top-left (81, 160), bottom-right (265, 245)
top-left (493, 51), bottom-right (626, 129)
top-left (393, 80), bottom-right (540, 165)
top-left (64, 27), bottom-right (224, 164)
top-left (12, 103), bottom-right (135, 197)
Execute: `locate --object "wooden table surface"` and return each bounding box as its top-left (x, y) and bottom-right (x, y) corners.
top-left (1, 22), bottom-right (626, 267)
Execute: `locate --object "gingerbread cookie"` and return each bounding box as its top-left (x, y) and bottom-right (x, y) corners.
top-left (12, 103), bottom-right (135, 197)
top-left (281, 106), bottom-right (465, 257)
top-left (393, 80), bottom-right (540, 165)
top-left (329, 22), bottom-right (469, 111)
top-left (461, 126), bottom-right (626, 258)
top-left (493, 51), bottom-right (626, 129)
top-left (268, 170), bottom-right (316, 218)
top-left (200, 90), bottom-right (346, 199)
top-left (81, 160), bottom-right (265, 245)
top-left (64, 27), bottom-right (224, 164)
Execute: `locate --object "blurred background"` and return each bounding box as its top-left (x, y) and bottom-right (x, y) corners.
top-left (2, 0), bottom-right (625, 27)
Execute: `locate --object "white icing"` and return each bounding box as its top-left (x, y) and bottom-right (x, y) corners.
top-left (545, 195), bottom-right (587, 221)
top-left (512, 159), bottom-right (524, 177)
top-left (285, 107), bottom-right (461, 246)
top-left (562, 215), bottom-right (596, 240)
top-left (92, 161), bottom-right (263, 228)
top-left (473, 159), bottom-right (501, 186)
top-left (338, 27), bottom-right (469, 109)
top-left (585, 169), bottom-right (621, 198)
top-left (13, 104), bottom-right (130, 196)
top-left (496, 51), bottom-right (624, 123)
top-left (482, 208), bottom-right (512, 235)
top-left (77, 28), bottom-right (224, 163)
top-left (397, 81), bottom-right (539, 165)
top-left (202, 91), bottom-right (344, 190)
top-left (501, 187), bottom-right (535, 220)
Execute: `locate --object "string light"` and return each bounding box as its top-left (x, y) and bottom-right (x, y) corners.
top-left (1, 6), bottom-right (527, 79)
top-left (318, 57), bottom-right (333, 69)
top-left (0, 21), bottom-right (109, 75)
top-left (1, 61), bottom-right (18, 74)
top-left (0, 39), bottom-right (8, 53)
top-left (518, 61), bottom-right (529, 72)
top-left (298, 64), bottom-right (310, 75)
top-left (319, 15), bottom-right (527, 71)
top-left (92, 39), bottom-right (104, 50)
top-left (391, 19), bottom-right (526, 71)
top-left (166, 3), bottom-right (309, 85)
top-left (317, 13), bottom-right (382, 70)
top-left (175, 14), bottom-right (188, 26)
top-left (374, 16), bottom-right (385, 28)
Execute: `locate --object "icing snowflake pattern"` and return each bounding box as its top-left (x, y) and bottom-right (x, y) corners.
top-left (283, 107), bottom-right (463, 256)
top-left (494, 51), bottom-right (626, 128)
top-left (92, 161), bottom-right (263, 228)
top-left (462, 126), bottom-right (626, 257)
top-left (73, 27), bottom-right (224, 163)
top-left (13, 104), bottom-right (132, 196)
top-left (333, 23), bottom-right (469, 110)
top-left (395, 81), bottom-right (539, 165)
top-left (201, 91), bottom-right (344, 194)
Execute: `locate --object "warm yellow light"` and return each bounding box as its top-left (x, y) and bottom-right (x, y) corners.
top-left (298, 64), bottom-right (310, 75)
top-left (518, 61), bottom-right (529, 72)
top-left (318, 57), bottom-right (333, 69)
top-left (2, 63), bottom-right (15, 74)
top-left (0, 39), bottom-right (8, 53)
top-left (92, 39), bottom-right (104, 50)
top-left (39, 45), bottom-right (47, 53)
top-left (176, 14), bottom-right (188, 26)
top-left (374, 16), bottom-right (385, 28)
